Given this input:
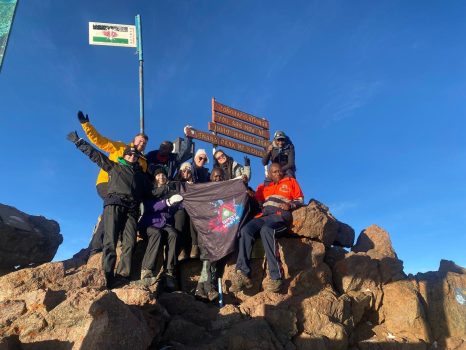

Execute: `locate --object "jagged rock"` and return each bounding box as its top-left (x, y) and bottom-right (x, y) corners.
top-left (324, 245), bottom-right (348, 269)
top-left (353, 225), bottom-right (405, 283)
top-left (415, 260), bottom-right (466, 342)
top-left (380, 280), bottom-right (431, 342)
top-left (0, 204), bottom-right (63, 271)
top-left (291, 200), bottom-right (354, 247)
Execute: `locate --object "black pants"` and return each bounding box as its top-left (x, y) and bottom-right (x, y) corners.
top-left (88, 182), bottom-right (108, 254)
top-left (174, 208), bottom-right (197, 249)
top-left (102, 205), bottom-right (137, 278)
top-left (141, 225), bottom-right (178, 273)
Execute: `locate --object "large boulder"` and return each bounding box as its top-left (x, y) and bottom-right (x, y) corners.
top-left (291, 200), bottom-right (355, 248)
top-left (0, 204), bottom-right (63, 271)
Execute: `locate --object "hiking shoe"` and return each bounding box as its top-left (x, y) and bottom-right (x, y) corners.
top-left (194, 283), bottom-right (208, 299)
top-left (109, 275), bottom-right (130, 289)
top-left (230, 270), bottom-right (253, 292)
top-left (207, 290), bottom-right (219, 302)
top-left (178, 249), bottom-right (188, 261)
top-left (263, 279), bottom-right (283, 293)
top-left (190, 245), bottom-right (200, 259)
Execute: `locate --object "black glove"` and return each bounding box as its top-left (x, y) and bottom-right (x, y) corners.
top-left (77, 110), bottom-right (89, 124)
top-left (244, 156), bottom-right (250, 167)
top-left (66, 131), bottom-right (80, 144)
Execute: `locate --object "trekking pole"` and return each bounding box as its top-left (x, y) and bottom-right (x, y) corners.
top-left (218, 277), bottom-right (224, 307)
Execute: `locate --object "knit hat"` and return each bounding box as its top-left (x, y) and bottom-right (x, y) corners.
top-left (195, 149), bottom-right (209, 163)
top-left (180, 162), bottom-right (192, 172)
top-left (274, 131), bottom-right (287, 141)
top-left (153, 165), bottom-right (168, 177)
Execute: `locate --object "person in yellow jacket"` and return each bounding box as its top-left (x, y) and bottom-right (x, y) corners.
top-left (77, 110), bottom-right (149, 258)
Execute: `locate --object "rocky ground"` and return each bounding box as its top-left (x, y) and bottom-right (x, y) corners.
top-left (0, 200), bottom-right (465, 350)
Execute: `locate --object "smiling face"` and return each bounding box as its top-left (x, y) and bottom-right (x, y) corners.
top-left (194, 154), bottom-right (208, 167)
top-left (211, 168), bottom-right (224, 182)
top-left (133, 135), bottom-right (147, 152)
top-left (155, 172), bottom-right (167, 186)
top-left (123, 153), bottom-right (139, 163)
top-left (275, 138), bottom-right (285, 147)
top-left (214, 151), bottom-right (227, 165)
top-left (269, 163), bottom-right (283, 183)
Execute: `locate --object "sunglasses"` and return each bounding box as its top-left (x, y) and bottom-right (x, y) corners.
top-left (181, 168), bottom-right (191, 172)
top-left (198, 157), bottom-right (207, 161)
top-left (215, 154), bottom-right (226, 160)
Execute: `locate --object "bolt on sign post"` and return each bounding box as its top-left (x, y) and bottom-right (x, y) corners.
top-left (185, 98), bottom-right (270, 158)
top-left (88, 15), bottom-right (145, 133)
top-left (0, 0), bottom-right (18, 73)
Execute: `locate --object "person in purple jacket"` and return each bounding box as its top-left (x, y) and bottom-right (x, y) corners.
top-left (138, 166), bottom-right (183, 290)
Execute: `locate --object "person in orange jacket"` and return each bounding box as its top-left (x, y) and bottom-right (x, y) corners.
top-left (77, 110), bottom-right (149, 258)
top-left (230, 163), bottom-right (304, 293)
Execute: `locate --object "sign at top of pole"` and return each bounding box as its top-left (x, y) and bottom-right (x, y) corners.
top-left (89, 21), bottom-right (137, 47)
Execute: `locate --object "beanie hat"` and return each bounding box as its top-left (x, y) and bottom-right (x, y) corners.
top-left (153, 165), bottom-right (168, 177)
top-left (180, 162), bottom-right (192, 172)
top-left (194, 149), bottom-right (209, 163)
top-left (274, 131), bottom-right (287, 140)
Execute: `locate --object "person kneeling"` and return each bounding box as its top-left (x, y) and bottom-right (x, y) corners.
top-left (231, 163), bottom-right (304, 293)
top-left (138, 167), bottom-right (183, 291)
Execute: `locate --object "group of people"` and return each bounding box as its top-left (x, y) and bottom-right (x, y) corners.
top-left (67, 110), bottom-right (303, 298)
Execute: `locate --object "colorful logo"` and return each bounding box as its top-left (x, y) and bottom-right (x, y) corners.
top-left (208, 199), bottom-right (244, 234)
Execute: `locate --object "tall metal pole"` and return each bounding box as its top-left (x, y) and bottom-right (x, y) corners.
top-left (135, 15), bottom-right (144, 133)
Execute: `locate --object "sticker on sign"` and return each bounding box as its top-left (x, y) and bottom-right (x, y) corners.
top-left (89, 22), bottom-right (137, 47)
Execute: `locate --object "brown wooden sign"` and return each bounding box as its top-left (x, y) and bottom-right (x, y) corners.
top-left (186, 127), bottom-right (265, 158)
top-left (208, 122), bottom-right (269, 148)
top-left (213, 112), bottom-right (270, 139)
top-left (213, 100), bottom-right (269, 129)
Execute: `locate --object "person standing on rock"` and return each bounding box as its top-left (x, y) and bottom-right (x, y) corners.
top-left (77, 111), bottom-right (149, 258)
top-left (67, 131), bottom-right (150, 288)
top-left (262, 130), bottom-right (296, 179)
top-left (231, 163), bottom-right (304, 293)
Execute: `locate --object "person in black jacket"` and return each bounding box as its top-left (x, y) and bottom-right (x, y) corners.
top-left (67, 131), bottom-right (150, 288)
top-left (191, 149), bottom-right (210, 183)
top-left (262, 130), bottom-right (296, 178)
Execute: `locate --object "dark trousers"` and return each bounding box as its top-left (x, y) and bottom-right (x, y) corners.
top-left (174, 208), bottom-right (197, 250)
top-left (236, 215), bottom-right (288, 280)
top-left (102, 205), bottom-right (137, 278)
top-left (141, 225), bottom-right (178, 273)
top-left (89, 183), bottom-right (108, 254)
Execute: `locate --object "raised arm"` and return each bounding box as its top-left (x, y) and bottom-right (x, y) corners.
top-left (67, 131), bottom-right (115, 172)
top-left (176, 135), bottom-right (193, 164)
top-left (78, 111), bottom-right (126, 153)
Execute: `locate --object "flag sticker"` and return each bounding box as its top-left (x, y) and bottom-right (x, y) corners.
top-left (89, 22), bottom-right (137, 47)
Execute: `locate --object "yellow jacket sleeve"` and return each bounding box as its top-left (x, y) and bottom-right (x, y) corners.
top-left (81, 122), bottom-right (126, 153)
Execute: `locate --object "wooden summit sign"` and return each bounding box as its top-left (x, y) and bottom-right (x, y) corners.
top-left (186, 98), bottom-right (270, 158)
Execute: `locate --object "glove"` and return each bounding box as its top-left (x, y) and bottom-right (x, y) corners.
top-left (184, 125), bottom-right (193, 137)
top-left (167, 194), bottom-right (183, 206)
top-left (77, 110), bottom-right (89, 124)
top-left (244, 156), bottom-right (250, 167)
top-left (66, 131), bottom-right (80, 144)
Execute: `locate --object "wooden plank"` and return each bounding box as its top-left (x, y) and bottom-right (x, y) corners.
top-left (213, 100), bottom-right (269, 129)
top-left (213, 112), bottom-right (270, 139)
top-left (208, 122), bottom-right (269, 148)
top-left (185, 128), bottom-right (265, 158)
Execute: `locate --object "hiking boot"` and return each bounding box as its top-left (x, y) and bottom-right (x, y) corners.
top-left (190, 245), bottom-right (200, 259)
top-left (230, 270), bottom-right (253, 292)
top-left (194, 282), bottom-right (208, 299)
top-left (263, 279), bottom-right (283, 293)
top-left (140, 269), bottom-right (155, 280)
top-left (109, 274), bottom-right (130, 289)
top-left (207, 290), bottom-right (219, 302)
top-left (178, 249), bottom-right (188, 261)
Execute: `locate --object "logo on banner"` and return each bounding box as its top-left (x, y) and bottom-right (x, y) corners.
top-left (208, 199), bottom-right (244, 234)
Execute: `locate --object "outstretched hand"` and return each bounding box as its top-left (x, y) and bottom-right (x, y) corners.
top-left (244, 156), bottom-right (250, 166)
top-left (66, 131), bottom-right (80, 143)
top-left (77, 111), bottom-right (89, 124)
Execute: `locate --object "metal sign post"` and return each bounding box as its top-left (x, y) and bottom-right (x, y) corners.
top-left (135, 15), bottom-right (144, 134)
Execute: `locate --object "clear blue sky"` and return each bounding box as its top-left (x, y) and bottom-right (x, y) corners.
top-left (1, 1), bottom-right (465, 274)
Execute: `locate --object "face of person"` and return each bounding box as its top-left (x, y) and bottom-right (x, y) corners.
top-left (181, 168), bottom-right (192, 181)
top-left (133, 135), bottom-right (147, 152)
top-left (269, 164), bottom-right (283, 183)
top-left (159, 142), bottom-right (173, 156)
top-left (194, 154), bottom-right (208, 167)
top-left (123, 153), bottom-right (139, 163)
top-left (155, 172), bottom-right (167, 186)
top-left (275, 138), bottom-right (285, 147)
top-left (211, 170), bottom-right (224, 182)
top-left (215, 152), bottom-right (227, 165)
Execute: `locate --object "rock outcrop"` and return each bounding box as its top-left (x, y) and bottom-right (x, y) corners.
top-left (0, 200), bottom-right (464, 350)
top-left (0, 204), bottom-right (63, 274)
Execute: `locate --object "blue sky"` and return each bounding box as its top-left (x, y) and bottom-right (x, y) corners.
top-left (1, 1), bottom-right (465, 274)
